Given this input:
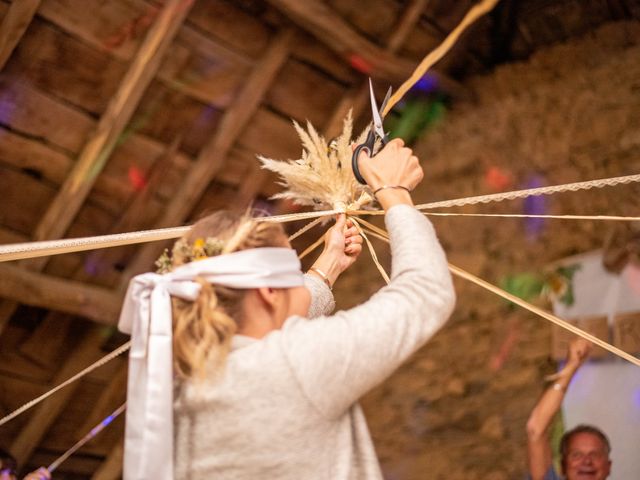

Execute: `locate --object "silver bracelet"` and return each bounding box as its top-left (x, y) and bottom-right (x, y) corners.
top-left (551, 383), bottom-right (566, 392)
top-left (308, 267), bottom-right (332, 290)
top-left (372, 185), bottom-right (411, 196)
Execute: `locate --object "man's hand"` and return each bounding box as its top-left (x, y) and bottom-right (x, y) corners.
top-left (566, 338), bottom-right (592, 369)
top-left (23, 468), bottom-right (51, 480)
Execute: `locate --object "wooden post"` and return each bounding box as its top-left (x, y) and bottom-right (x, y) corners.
top-left (0, 0), bottom-right (41, 71)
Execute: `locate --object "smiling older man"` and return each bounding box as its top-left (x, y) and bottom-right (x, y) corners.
top-left (556, 425), bottom-right (612, 480)
top-left (526, 338), bottom-right (612, 480)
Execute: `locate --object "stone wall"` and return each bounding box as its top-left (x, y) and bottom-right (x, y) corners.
top-left (333, 21), bottom-right (640, 479)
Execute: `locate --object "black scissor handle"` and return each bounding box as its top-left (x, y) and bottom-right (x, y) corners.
top-left (352, 144), bottom-right (371, 185)
top-left (352, 129), bottom-right (377, 185)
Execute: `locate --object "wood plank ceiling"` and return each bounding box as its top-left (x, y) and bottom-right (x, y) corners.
top-left (0, 0), bottom-right (637, 477)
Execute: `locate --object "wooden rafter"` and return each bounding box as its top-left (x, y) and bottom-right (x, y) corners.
top-left (265, 0), bottom-right (467, 98)
top-left (81, 134), bottom-right (184, 276)
top-left (19, 312), bottom-right (73, 364)
top-left (387, 0), bottom-right (432, 52)
top-left (0, 138), bottom-right (181, 471)
top-left (0, 0), bottom-right (41, 71)
top-left (75, 363), bottom-right (127, 437)
top-left (27, 0), bottom-right (193, 268)
top-left (81, 366), bottom-right (127, 479)
top-left (10, 328), bottom-right (107, 464)
top-left (35, 6), bottom-right (253, 111)
top-left (91, 440), bottom-right (124, 480)
top-left (0, 0), bottom-right (194, 347)
top-left (0, 122), bottom-right (182, 474)
top-left (10, 32), bottom-right (293, 469)
top-left (0, 264), bottom-right (120, 325)
top-left (324, 0), bottom-right (431, 138)
top-left (0, 300), bottom-right (17, 337)
top-left (121, 28), bottom-right (294, 280)
top-left (233, 161), bottom-right (271, 209)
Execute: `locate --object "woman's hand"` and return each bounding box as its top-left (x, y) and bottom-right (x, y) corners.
top-left (356, 138), bottom-right (423, 210)
top-left (23, 468), bottom-right (51, 480)
top-left (309, 215), bottom-right (363, 287)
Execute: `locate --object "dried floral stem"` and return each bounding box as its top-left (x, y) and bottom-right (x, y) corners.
top-left (349, 217), bottom-right (390, 284)
top-left (298, 233), bottom-right (325, 260)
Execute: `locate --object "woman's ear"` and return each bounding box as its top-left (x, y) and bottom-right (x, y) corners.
top-left (256, 287), bottom-right (279, 311)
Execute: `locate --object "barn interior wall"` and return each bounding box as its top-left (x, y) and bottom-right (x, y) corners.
top-left (331, 20), bottom-right (640, 480)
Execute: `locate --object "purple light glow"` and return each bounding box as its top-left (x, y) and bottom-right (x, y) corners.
top-left (253, 199), bottom-right (275, 216)
top-left (412, 74), bottom-right (439, 94)
top-left (101, 414), bottom-right (116, 427)
top-left (84, 253), bottom-right (106, 277)
top-left (523, 174), bottom-right (547, 241)
top-left (193, 104), bottom-right (218, 129)
top-left (0, 88), bottom-right (17, 125)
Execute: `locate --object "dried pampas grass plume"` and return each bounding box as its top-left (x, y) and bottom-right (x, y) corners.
top-left (258, 111), bottom-right (374, 211)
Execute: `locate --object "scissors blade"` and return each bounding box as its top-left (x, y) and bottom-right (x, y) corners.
top-left (378, 86), bottom-right (392, 118)
top-left (368, 79), bottom-right (385, 139)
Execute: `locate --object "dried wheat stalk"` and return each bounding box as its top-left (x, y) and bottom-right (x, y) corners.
top-left (259, 111), bottom-right (375, 211)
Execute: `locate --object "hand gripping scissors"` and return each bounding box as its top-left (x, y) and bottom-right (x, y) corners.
top-left (351, 78), bottom-right (393, 185)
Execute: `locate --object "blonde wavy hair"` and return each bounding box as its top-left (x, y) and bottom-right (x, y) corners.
top-left (168, 210), bottom-right (287, 380)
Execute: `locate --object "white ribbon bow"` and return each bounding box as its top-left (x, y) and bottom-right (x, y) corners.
top-left (118, 248), bottom-right (303, 480)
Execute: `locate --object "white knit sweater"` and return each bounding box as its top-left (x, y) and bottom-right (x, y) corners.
top-left (174, 205), bottom-right (456, 479)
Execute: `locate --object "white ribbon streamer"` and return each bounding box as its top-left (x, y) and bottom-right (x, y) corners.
top-left (117, 248), bottom-right (304, 480)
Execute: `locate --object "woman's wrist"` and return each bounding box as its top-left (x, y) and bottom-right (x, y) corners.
top-left (563, 359), bottom-right (583, 376)
top-left (373, 185), bottom-right (411, 196)
top-left (309, 255), bottom-right (341, 288)
top-left (308, 267), bottom-right (332, 289)
top-left (375, 188), bottom-right (413, 210)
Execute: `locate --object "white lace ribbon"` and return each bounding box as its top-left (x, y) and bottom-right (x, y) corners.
top-left (117, 248), bottom-right (304, 480)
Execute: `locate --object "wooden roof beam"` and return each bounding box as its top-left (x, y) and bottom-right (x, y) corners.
top-left (121, 29), bottom-right (294, 279)
top-left (324, 0), bottom-right (431, 138)
top-left (0, 300), bottom-right (17, 337)
top-left (82, 367), bottom-right (127, 480)
top-left (0, 0), bottom-right (41, 71)
top-left (75, 363), bottom-right (127, 437)
top-left (91, 440), bottom-right (124, 480)
top-left (387, 0), bottom-right (431, 52)
top-left (233, 162), bottom-right (271, 209)
top-left (0, 0), bottom-right (190, 373)
top-left (0, 263), bottom-right (120, 325)
top-left (26, 0), bottom-right (194, 271)
top-left (265, 0), bottom-right (467, 98)
top-left (10, 327), bottom-right (108, 465)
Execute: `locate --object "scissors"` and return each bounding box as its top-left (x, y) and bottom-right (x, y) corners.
top-left (352, 78), bottom-right (392, 185)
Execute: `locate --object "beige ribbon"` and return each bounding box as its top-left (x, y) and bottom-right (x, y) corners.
top-left (352, 220), bottom-right (640, 368)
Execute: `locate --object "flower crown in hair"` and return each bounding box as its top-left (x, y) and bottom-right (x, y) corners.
top-left (155, 237), bottom-right (225, 274)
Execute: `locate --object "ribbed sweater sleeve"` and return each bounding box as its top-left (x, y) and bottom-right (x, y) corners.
top-left (281, 205), bottom-right (456, 418)
top-left (304, 273), bottom-right (335, 318)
